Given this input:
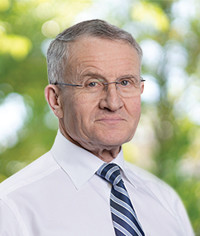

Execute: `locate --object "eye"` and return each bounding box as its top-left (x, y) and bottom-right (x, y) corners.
top-left (88, 82), bottom-right (98, 87)
top-left (84, 79), bottom-right (102, 88)
top-left (120, 79), bottom-right (130, 86)
top-left (118, 77), bottom-right (139, 88)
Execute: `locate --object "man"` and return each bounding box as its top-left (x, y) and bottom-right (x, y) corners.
top-left (0, 20), bottom-right (194, 236)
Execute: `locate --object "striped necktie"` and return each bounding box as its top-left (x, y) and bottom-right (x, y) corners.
top-left (96, 163), bottom-right (145, 236)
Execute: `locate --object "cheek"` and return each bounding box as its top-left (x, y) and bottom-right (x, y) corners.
top-left (127, 97), bottom-right (141, 116)
top-left (69, 95), bottom-right (96, 125)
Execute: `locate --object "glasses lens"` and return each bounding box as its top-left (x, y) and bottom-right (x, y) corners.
top-left (81, 78), bottom-right (142, 97)
top-left (116, 78), bottom-right (142, 97)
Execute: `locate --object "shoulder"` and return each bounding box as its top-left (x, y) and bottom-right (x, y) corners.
top-left (124, 161), bottom-right (180, 202)
top-left (124, 162), bottom-right (194, 235)
top-left (0, 151), bottom-right (58, 198)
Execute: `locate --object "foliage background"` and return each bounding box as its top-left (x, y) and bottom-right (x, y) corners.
top-left (0, 0), bottom-right (199, 234)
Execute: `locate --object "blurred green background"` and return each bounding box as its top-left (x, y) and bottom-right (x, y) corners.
top-left (0, 0), bottom-right (199, 234)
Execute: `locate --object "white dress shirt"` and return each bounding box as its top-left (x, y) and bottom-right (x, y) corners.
top-left (0, 130), bottom-right (194, 236)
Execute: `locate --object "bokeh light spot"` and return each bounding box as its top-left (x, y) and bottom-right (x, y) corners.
top-left (42, 20), bottom-right (60, 38)
top-left (0, 33), bottom-right (32, 60)
top-left (0, 93), bottom-right (29, 152)
top-left (131, 1), bottom-right (169, 31)
top-left (0, 0), bottom-right (10, 12)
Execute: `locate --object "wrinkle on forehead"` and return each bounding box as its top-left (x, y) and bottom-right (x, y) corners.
top-left (64, 36), bottom-right (141, 83)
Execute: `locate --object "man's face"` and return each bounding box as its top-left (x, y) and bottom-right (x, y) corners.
top-left (59, 37), bottom-right (144, 150)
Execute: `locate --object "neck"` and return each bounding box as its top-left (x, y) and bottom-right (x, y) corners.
top-left (59, 125), bottom-right (121, 163)
top-left (90, 147), bottom-right (121, 162)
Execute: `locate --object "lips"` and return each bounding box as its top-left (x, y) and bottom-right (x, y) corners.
top-left (96, 116), bottom-right (125, 124)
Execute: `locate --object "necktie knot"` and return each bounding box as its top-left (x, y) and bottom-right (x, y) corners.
top-left (96, 163), bottom-right (122, 186)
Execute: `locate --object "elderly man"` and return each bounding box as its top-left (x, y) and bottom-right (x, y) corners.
top-left (0, 20), bottom-right (194, 236)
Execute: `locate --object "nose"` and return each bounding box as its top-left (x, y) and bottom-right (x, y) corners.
top-left (99, 83), bottom-right (124, 111)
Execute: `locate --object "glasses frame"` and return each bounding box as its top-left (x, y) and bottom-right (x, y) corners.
top-left (51, 78), bottom-right (145, 87)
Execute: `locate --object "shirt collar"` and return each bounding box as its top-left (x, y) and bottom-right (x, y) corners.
top-left (51, 130), bottom-right (135, 190)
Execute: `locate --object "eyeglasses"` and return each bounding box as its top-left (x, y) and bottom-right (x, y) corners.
top-left (51, 77), bottom-right (145, 98)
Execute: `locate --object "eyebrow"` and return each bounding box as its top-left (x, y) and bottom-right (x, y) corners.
top-left (81, 72), bottom-right (106, 80)
top-left (117, 74), bottom-right (139, 80)
top-left (81, 72), bottom-right (138, 81)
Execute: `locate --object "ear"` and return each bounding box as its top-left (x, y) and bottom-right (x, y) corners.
top-left (140, 82), bottom-right (144, 94)
top-left (45, 85), bottom-right (63, 118)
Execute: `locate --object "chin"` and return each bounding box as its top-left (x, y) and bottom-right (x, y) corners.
top-left (96, 133), bottom-right (132, 147)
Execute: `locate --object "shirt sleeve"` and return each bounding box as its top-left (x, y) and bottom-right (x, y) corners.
top-left (0, 199), bottom-right (24, 236)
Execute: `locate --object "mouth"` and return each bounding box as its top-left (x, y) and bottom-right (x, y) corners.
top-left (96, 117), bottom-right (125, 125)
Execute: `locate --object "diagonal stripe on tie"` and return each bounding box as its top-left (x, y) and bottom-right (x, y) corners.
top-left (113, 221), bottom-right (133, 236)
top-left (111, 206), bottom-right (143, 236)
top-left (96, 163), bottom-right (145, 236)
top-left (110, 197), bottom-right (141, 229)
top-left (111, 198), bottom-right (144, 235)
top-left (111, 193), bottom-right (137, 218)
top-left (112, 212), bottom-right (143, 236)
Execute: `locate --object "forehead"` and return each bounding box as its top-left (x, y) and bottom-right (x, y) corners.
top-left (66, 36), bottom-right (141, 78)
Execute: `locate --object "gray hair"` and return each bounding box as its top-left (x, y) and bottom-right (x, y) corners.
top-left (47, 19), bottom-right (143, 84)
